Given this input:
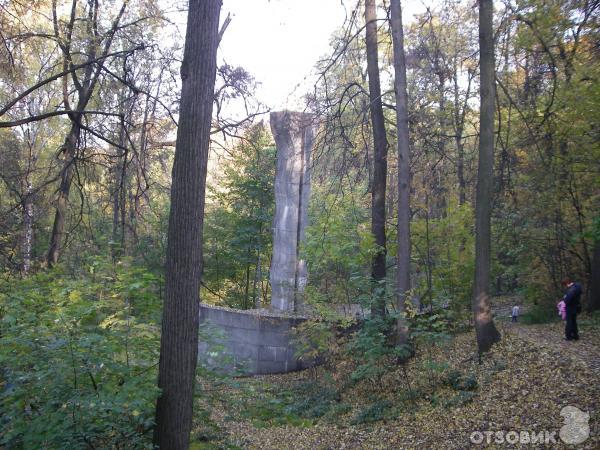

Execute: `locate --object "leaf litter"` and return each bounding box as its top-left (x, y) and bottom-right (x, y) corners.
top-left (193, 319), bottom-right (600, 449)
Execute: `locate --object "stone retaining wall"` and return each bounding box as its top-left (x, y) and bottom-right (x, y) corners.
top-left (198, 304), bottom-right (310, 375)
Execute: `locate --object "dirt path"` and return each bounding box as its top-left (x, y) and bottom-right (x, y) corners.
top-left (502, 320), bottom-right (600, 375)
top-left (195, 298), bottom-right (600, 449)
top-left (491, 295), bottom-right (600, 375)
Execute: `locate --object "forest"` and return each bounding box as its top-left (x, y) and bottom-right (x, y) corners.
top-left (0, 0), bottom-right (599, 448)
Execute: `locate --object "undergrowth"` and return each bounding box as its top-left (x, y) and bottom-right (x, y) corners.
top-left (0, 257), bottom-right (161, 448)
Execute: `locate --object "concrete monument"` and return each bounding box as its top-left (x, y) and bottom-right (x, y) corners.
top-left (269, 111), bottom-right (316, 312)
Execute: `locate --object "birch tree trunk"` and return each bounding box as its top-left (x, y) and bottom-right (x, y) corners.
top-left (21, 181), bottom-right (34, 275)
top-left (473, 0), bottom-right (501, 354)
top-left (153, 0), bottom-right (221, 448)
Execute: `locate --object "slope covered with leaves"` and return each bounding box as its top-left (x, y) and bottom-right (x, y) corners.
top-left (193, 317), bottom-right (600, 449)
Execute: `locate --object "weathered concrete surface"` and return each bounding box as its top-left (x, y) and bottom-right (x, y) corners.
top-left (198, 303), bottom-right (311, 375)
top-left (269, 111), bottom-right (316, 312)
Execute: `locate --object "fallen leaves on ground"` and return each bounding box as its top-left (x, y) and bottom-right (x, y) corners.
top-left (193, 317), bottom-right (600, 449)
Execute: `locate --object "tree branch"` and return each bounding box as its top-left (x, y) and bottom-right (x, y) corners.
top-left (0, 46), bottom-right (143, 117)
top-left (0, 110), bottom-right (124, 128)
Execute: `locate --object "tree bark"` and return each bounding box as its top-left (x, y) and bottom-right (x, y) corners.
top-left (390, 0), bottom-right (410, 346)
top-left (21, 181), bottom-right (34, 275)
top-left (365, 0), bottom-right (388, 317)
top-left (455, 103), bottom-right (466, 206)
top-left (112, 95), bottom-right (129, 258)
top-left (47, 122), bottom-right (81, 266)
top-left (453, 63), bottom-right (472, 206)
top-left (153, 1), bottom-right (221, 448)
top-left (473, 0), bottom-right (501, 354)
top-left (435, 72), bottom-right (447, 217)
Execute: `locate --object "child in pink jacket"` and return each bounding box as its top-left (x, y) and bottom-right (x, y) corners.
top-left (557, 299), bottom-right (567, 320)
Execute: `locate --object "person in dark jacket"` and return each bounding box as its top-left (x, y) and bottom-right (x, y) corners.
top-left (562, 278), bottom-right (582, 341)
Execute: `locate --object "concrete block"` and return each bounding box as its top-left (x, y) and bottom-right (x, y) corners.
top-left (259, 316), bottom-right (292, 333)
top-left (198, 303), bottom-right (317, 375)
top-left (229, 312), bottom-right (259, 330)
top-left (258, 345), bottom-right (277, 361)
top-left (227, 326), bottom-right (259, 345)
top-left (260, 330), bottom-right (290, 347)
top-left (258, 345), bottom-right (289, 362)
top-left (232, 342), bottom-right (258, 360)
top-left (204, 309), bottom-right (230, 326)
top-left (275, 346), bottom-right (290, 362)
top-left (232, 358), bottom-right (257, 375)
top-left (256, 360), bottom-right (287, 374)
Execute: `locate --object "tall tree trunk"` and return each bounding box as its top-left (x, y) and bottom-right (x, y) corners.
top-left (473, 0), bottom-right (501, 354)
top-left (46, 0), bottom-right (128, 266)
top-left (112, 98), bottom-right (128, 258)
top-left (153, 1), bottom-right (221, 448)
top-left (47, 122), bottom-right (81, 266)
top-left (365, 0), bottom-right (388, 317)
top-left (453, 63), bottom-right (472, 206)
top-left (434, 73), bottom-right (447, 217)
top-left (244, 252), bottom-right (251, 309)
top-left (21, 181), bottom-right (34, 275)
top-left (425, 192), bottom-right (433, 310)
top-left (457, 140), bottom-right (466, 205)
top-left (111, 165), bottom-right (121, 256)
top-left (253, 250), bottom-right (261, 308)
top-left (390, 0), bottom-right (410, 346)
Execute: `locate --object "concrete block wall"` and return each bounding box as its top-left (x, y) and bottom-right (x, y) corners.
top-left (198, 304), bottom-right (311, 375)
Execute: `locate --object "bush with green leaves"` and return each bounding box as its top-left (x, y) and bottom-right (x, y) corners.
top-left (290, 304), bottom-right (358, 373)
top-left (411, 201), bottom-right (475, 312)
top-left (302, 186), bottom-right (375, 308)
top-left (345, 315), bottom-right (407, 385)
top-left (351, 399), bottom-right (392, 424)
top-left (445, 369), bottom-right (478, 391)
top-left (520, 304), bottom-right (560, 324)
top-left (283, 381), bottom-right (340, 419)
top-left (0, 258), bottom-right (161, 448)
top-left (202, 124), bottom-right (275, 309)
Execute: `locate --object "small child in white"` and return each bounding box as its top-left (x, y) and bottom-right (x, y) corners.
top-left (557, 298), bottom-right (567, 320)
top-left (511, 305), bottom-right (520, 322)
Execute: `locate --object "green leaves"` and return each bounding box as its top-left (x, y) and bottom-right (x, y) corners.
top-left (202, 124), bottom-right (275, 308)
top-left (411, 201), bottom-right (475, 312)
top-left (346, 315), bottom-right (399, 385)
top-left (0, 258), bottom-right (161, 448)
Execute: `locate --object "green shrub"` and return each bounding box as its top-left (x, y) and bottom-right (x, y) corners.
top-left (291, 318), bottom-right (338, 369)
top-left (284, 381), bottom-right (340, 419)
top-left (351, 399), bottom-right (392, 424)
top-left (324, 402), bottom-right (352, 421)
top-left (0, 258), bottom-right (161, 448)
top-left (521, 304), bottom-right (559, 324)
top-left (444, 391), bottom-right (476, 408)
top-left (445, 370), bottom-right (478, 391)
top-left (346, 315), bottom-right (398, 384)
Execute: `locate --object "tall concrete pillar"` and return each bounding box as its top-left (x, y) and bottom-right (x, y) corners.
top-left (269, 111), bottom-right (316, 312)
